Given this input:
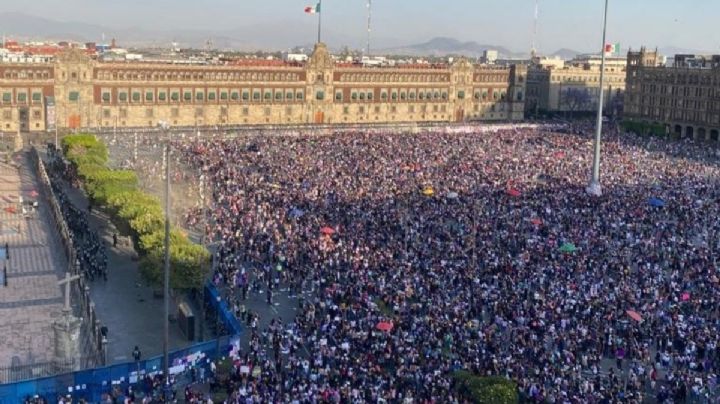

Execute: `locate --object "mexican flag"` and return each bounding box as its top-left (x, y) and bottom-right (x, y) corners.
top-left (604, 43), bottom-right (620, 55)
top-left (305, 3), bottom-right (321, 14)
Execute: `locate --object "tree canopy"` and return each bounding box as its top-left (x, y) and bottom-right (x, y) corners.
top-left (62, 134), bottom-right (209, 290)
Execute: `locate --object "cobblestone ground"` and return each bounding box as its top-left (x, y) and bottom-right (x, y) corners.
top-left (0, 152), bottom-right (65, 369)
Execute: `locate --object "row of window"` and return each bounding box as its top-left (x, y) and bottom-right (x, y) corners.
top-left (338, 73), bottom-right (449, 83)
top-left (95, 88), bottom-right (514, 104)
top-left (1, 91), bottom-right (44, 104)
top-left (640, 71), bottom-right (717, 86)
top-left (337, 89), bottom-right (450, 102)
top-left (640, 84), bottom-right (715, 98)
top-left (1, 70), bottom-right (53, 80)
top-left (106, 106), bottom-right (296, 119)
top-left (641, 96), bottom-right (712, 111)
top-left (639, 107), bottom-right (720, 125)
top-left (99, 88), bottom-right (307, 103)
top-left (0, 109), bottom-right (43, 120)
top-left (96, 70), bottom-right (303, 82)
top-left (551, 75), bottom-right (625, 83)
top-left (473, 74), bottom-right (509, 83)
top-left (342, 104), bottom-right (450, 115)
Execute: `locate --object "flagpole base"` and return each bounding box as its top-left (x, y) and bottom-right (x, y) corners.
top-left (586, 180), bottom-right (602, 197)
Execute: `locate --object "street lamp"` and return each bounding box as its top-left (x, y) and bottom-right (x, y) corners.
top-left (587, 0), bottom-right (610, 196)
top-left (157, 120), bottom-right (171, 389)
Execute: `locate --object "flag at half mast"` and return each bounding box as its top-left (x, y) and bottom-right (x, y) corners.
top-left (305, 3), bottom-right (321, 14)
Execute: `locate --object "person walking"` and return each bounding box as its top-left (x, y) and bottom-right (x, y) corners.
top-left (132, 346), bottom-right (141, 362)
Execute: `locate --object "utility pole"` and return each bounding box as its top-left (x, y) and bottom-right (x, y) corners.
top-left (587, 0), bottom-right (610, 196)
top-left (317, 0), bottom-right (323, 43)
top-left (198, 171), bottom-right (206, 341)
top-left (366, 0), bottom-right (372, 57)
top-left (531, 0), bottom-right (539, 59)
top-left (159, 120), bottom-right (171, 390)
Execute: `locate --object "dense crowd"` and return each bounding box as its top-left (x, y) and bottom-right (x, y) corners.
top-left (169, 123), bottom-right (720, 403)
top-left (47, 146), bottom-right (108, 281)
top-left (173, 123), bottom-right (720, 402)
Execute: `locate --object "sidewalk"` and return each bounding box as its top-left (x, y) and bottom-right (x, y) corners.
top-left (49, 161), bottom-right (189, 364)
top-left (0, 151), bottom-right (64, 369)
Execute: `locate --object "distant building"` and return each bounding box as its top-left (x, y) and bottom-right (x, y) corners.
top-left (0, 43), bottom-right (527, 132)
top-left (624, 47), bottom-right (720, 140)
top-left (525, 54), bottom-right (627, 115)
top-left (282, 53), bottom-right (308, 63)
top-left (482, 50), bottom-right (498, 64)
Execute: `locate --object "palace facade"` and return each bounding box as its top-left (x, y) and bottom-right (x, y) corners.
top-left (0, 43), bottom-right (527, 132)
top-left (624, 47), bottom-right (720, 140)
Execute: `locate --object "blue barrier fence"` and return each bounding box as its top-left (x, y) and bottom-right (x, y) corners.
top-left (0, 340), bottom-right (225, 403)
top-left (205, 282), bottom-right (242, 336)
top-left (0, 282), bottom-right (242, 402)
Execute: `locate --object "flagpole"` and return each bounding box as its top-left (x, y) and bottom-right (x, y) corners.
top-left (317, 0), bottom-right (322, 43)
top-left (587, 0), bottom-right (609, 196)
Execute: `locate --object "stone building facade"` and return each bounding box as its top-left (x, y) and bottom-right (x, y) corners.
top-left (0, 43), bottom-right (526, 132)
top-left (525, 55), bottom-right (626, 115)
top-left (624, 47), bottom-right (720, 140)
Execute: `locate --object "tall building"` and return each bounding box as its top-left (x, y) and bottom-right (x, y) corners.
top-left (624, 47), bottom-right (720, 140)
top-left (0, 43), bottom-right (526, 132)
top-left (525, 54), bottom-right (626, 116)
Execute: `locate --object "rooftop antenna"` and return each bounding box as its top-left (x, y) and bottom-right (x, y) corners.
top-left (531, 0), bottom-right (539, 59)
top-left (366, 0), bottom-right (372, 57)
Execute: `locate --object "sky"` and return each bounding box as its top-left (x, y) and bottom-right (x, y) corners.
top-left (2, 0), bottom-right (719, 53)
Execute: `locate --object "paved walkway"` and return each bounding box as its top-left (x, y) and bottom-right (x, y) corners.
top-left (50, 162), bottom-right (189, 364)
top-left (0, 152), bottom-right (65, 368)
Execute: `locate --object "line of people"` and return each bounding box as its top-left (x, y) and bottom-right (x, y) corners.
top-left (46, 150), bottom-right (108, 282)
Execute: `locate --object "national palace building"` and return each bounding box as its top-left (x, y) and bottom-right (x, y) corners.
top-left (624, 47), bottom-right (720, 141)
top-left (0, 43), bottom-right (527, 132)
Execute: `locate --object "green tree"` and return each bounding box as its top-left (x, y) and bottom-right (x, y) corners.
top-left (453, 371), bottom-right (518, 404)
top-left (62, 133), bottom-right (209, 291)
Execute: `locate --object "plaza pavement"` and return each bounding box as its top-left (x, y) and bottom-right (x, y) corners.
top-left (0, 152), bottom-right (64, 370)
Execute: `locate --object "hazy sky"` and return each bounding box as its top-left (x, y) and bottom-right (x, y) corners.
top-left (3, 0), bottom-right (719, 52)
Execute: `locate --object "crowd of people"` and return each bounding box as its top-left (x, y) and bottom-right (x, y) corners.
top-left (170, 122), bottom-right (720, 402)
top-left (47, 146), bottom-right (108, 281)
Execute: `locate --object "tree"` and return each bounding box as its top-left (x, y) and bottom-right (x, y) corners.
top-left (139, 230), bottom-right (210, 290)
top-left (62, 133), bottom-right (209, 291)
top-left (561, 87), bottom-right (592, 113)
top-left (453, 371), bottom-right (518, 404)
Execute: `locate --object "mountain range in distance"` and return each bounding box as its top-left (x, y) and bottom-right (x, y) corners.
top-left (0, 12), bottom-right (710, 60)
